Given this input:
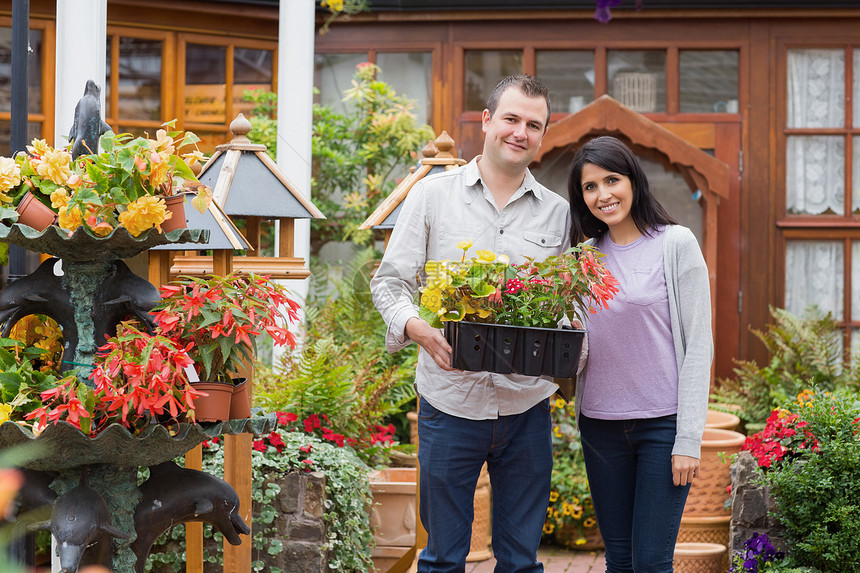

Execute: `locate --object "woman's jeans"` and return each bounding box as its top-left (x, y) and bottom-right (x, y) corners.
top-left (417, 396), bottom-right (553, 573)
top-left (579, 414), bottom-right (691, 573)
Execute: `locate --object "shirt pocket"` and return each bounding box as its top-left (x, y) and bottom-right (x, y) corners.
top-left (626, 266), bottom-right (668, 306)
top-left (521, 228), bottom-right (564, 259)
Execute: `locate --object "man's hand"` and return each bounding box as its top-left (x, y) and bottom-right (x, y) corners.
top-left (405, 317), bottom-right (454, 371)
top-left (672, 454), bottom-right (700, 487)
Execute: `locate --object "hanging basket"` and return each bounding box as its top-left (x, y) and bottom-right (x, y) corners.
top-left (444, 322), bottom-right (584, 378)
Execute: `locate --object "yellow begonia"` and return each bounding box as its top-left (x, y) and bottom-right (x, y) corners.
top-left (497, 253), bottom-right (510, 265)
top-left (456, 239), bottom-right (473, 251)
top-left (475, 249), bottom-right (496, 263)
top-left (58, 204), bottom-right (84, 232)
top-left (421, 289), bottom-right (443, 313)
top-left (0, 157), bottom-right (21, 198)
top-left (36, 147), bottom-right (72, 186)
top-left (118, 195), bottom-right (169, 236)
top-left (149, 129), bottom-right (176, 156)
top-left (26, 139), bottom-right (50, 156)
top-left (148, 151), bottom-right (172, 188)
top-left (50, 188), bottom-right (70, 210)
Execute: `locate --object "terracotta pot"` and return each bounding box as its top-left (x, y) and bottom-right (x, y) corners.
top-left (160, 194), bottom-right (188, 232)
top-left (673, 542), bottom-right (726, 573)
top-left (678, 515), bottom-right (731, 571)
top-left (15, 192), bottom-right (57, 231)
top-left (229, 378), bottom-right (251, 420)
top-left (190, 381), bottom-right (233, 422)
top-left (369, 467), bottom-right (417, 547)
top-left (683, 428), bottom-right (746, 516)
top-left (705, 409), bottom-right (741, 431)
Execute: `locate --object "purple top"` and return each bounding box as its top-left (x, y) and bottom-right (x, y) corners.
top-left (581, 228), bottom-right (680, 420)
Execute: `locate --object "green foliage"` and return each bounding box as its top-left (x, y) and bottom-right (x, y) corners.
top-left (542, 397), bottom-right (598, 548)
top-left (711, 306), bottom-right (858, 430)
top-left (242, 64), bottom-right (435, 252)
top-left (0, 340), bottom-right (75, 424)
top-left (146, 431), bottom-right (373, 573)
top-left (255, 248), bottom-right (416, 465)
top-left (760, 389), bottom-right (860, 572)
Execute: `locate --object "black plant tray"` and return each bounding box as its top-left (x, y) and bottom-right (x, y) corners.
top-left (444, 322), bottom-right (585, 378)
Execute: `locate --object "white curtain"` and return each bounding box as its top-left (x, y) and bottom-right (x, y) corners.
top-left (786, 49), bottom-right (845, 215)
top-left (785, 241), bottom-right (843, 319)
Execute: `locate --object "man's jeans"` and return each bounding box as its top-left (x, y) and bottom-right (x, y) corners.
top-left (416, 396), bottom-right (552, 573)
top-left (579, 413), bottom-right (691, 573)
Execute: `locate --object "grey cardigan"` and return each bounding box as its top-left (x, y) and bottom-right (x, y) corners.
top-left (575, 225), bottom-right (714, 459)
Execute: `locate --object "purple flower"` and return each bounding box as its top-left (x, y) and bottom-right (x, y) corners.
top-left (594, 0), bottom-right (644, 24)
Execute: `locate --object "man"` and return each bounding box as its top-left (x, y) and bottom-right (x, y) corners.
top-left (370, 75), bottom-right (571, 573)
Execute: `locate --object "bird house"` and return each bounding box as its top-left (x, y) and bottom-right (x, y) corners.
top-left (171, 114), bottom-right (325, 279)
top-left (360, 131), bottom-right (466, 249)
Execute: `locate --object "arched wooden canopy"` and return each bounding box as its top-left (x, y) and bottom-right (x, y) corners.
top-left (533, 94), bottom-right (730, 201)
top-left (533, 94), bottom-right (730, 315)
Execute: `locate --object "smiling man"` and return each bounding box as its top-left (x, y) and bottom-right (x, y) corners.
top-left (370, 75), bottom-right (571, 573)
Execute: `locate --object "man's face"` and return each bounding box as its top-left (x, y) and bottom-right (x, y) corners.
top-left (481, 87), bottom-right (548, 172)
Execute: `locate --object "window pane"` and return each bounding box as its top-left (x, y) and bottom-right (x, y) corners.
top-left (185, 44), bottom-right (227, 124)
top-left (464, 50), bottom-right (523, 111)
top-left (234, 48), bottom-right (273, 119)
top-left (855, 49), bottom-right (860, 128)
top-left (607, 50), bottom-right (666, 113)
top-left (786, 135), bottom-right (844, 215)
top-left (0, 121), bottom-right (41, 156)
top-left (852, 242), bottom-right (860, 322)
top-left (116, 37), bottom-right (162, 121)
top-left (536, 50), bottom-right (594, 114)
top-left (314, 53), bottom-right (366, 114)
top-left (854, 136), bottom-right (860, 214)
top-left (785, 240), bottom-right (843, 318)
top-left (377, 52), bottom-right (432, 126)
top-left (787, 49), bottom-right (844, 128)
top-left (680, 50), bottom-right (739, 114)
top-left (0, 28), bottom-right (42, 114)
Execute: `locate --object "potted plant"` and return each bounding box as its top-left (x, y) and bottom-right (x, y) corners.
top-left (150, 272), bottom-right (301, 421)
top-left (20, 322), bottom-right (205, 436)
top-left (419, 240), bottom-right (619, 377)
top-left (542, 396), bottom-right (602, 550)
top-left (0, 123), bottom-right (212, 237)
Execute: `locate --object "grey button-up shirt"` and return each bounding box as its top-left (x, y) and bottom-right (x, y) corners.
top-left (370, 157), bottom-right (572, 420)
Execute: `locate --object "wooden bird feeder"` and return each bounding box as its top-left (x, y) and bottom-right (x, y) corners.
top-left (171, 113), bottom-right (325, 278)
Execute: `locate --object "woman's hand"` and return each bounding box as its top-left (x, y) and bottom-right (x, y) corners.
top-left (672, 455), bottom-right (700, 487)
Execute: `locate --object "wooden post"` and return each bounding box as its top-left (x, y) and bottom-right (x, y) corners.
top-left (223, 360), bottom-right (254, 573)
top-left (185, 444), bottom-right (205, 573)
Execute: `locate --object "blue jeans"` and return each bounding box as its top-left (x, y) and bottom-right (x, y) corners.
top-left (579, 414), bottom-right (690, 573)
top-left (416, 396), bottom-right (553, 573)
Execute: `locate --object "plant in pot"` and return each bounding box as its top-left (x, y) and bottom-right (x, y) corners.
top-left (419, 240), bottom-right (619, 377)
top-left (16, 322), bottom-right (204, 436)
top-left (542, 396), bottom-right (601, 550)
top-left (0, 124), bottom-right (212, 239)
top-left (150, 272), bottom-right (301, 422)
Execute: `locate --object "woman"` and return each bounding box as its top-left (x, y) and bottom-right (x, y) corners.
top-left (568, 136), bottom-right (713, 573)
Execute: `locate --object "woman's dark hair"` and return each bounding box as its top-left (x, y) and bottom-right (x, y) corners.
top-left (567, 135), bottom-right (677, 242)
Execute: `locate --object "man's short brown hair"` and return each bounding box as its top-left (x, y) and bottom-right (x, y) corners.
top-left (486, 74), bottom-right (552, 127)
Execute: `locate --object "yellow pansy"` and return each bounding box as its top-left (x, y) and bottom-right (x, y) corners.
top-left (583, 518), bottom-right (596, 528)
top-left (562, 502), bottom-right (573, 516)
top-left (0, 157), bottom-right (21, 197)
top-left (575, 537), bottom-right (586, 546)
top-left (542, 523), bottom-right (554, 535)
top-left (554, 397), bottom-right (566, 410)
top-left (456, 239), bottom-right (473, 251)
top-left (118, 195), bottom-right (168, 236)
top-left (475, 249), bottom-right (496, 263)
top-left (0, 403), bottom-right (12, 425)
top-left (549, 491), bottom-right (559, 503)
top-left (553, 426), bottom-right (562, 438)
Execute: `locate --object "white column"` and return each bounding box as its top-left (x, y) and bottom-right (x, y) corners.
top-left (54, 0), bottom-right (108, 148)
top-left (275, 0), bottom-right (316, 357)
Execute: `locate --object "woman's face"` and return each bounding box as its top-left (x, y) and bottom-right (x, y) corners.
top-left (580, 162), bottom-right (636, 234)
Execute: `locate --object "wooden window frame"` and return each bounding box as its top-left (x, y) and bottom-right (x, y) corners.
top-left (775, 41), bottom-right (860, 350)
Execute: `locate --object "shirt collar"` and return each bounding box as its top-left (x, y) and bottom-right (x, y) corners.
top-left (463, 156), bottom-right (544, 206)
